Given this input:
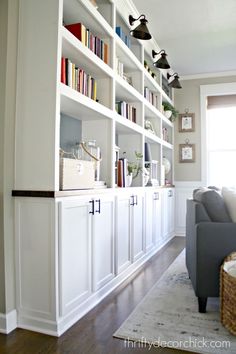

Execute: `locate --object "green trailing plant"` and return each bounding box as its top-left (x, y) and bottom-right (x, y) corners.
top-left (126, 151), bottom-right (143, 178)
top-left (162, 101), bottom-right (179, 121)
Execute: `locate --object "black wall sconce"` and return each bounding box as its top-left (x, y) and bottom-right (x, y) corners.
top-left (152, 49), bottom-right (170, 69)
top-left (167, 72), bottom-right (182, 89)
top-left (129, 14), bottom-right (152, 40)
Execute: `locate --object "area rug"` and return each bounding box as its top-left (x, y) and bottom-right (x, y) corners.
top-left (113, 251), bottom-right (236, 354)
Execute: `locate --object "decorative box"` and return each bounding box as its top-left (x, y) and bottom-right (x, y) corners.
top-left (60, 158), bottom-right (95, 190)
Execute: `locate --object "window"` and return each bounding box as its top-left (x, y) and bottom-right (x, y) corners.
top-left (201, 83), bottom-right (236, 186)
top-left (207, 98), bottom-right (236, 187)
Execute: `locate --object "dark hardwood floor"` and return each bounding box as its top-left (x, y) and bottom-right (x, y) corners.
top-left (0, 237), bottom-right (193, 354)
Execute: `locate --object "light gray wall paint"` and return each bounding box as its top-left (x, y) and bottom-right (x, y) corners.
top-left (0, 0), bottom-right (19, 314)
top-left (60, 114), bottom-right (82, 152)
top-left (0, 0), bottom-right (8, 314)
top-left (174, 76), bottom-right (236, 181)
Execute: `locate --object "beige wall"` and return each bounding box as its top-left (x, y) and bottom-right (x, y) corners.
top-left (174, 75), bottom-right (236, 181)
top-left (0, 0), bottom-right (8, 313)
top-left (0, 0), bottom-right (19, 314)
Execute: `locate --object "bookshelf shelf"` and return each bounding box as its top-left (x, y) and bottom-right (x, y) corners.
top-left (115, 74), bottom-right (143, 103)
top-left (115, 114), bottom-right (144, 135)
top-left (63, 0), bottom-right (114, 38)
top-left (115, 35), bottom-right (143, 72)
top-left (60, 83), bottom-right (114, 120)
top-left (62, 27), bottom-right (113, 75)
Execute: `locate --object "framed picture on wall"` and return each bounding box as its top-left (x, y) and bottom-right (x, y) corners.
top-left (179, 143), bottom-right (195, 163)
top-left (179, 113), bottom-right (195, 132)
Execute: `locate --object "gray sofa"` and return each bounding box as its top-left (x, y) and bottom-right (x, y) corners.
top-left (186, 188), bottom-right (236, 313)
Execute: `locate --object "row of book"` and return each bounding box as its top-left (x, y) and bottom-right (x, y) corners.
top-left (65, 23), bottom-right (109, 64)
top-left (61, 57), bottom-right (97, 101)
top-left (117, 158), bottom-right (128, 187)
top-left (115, 101), bottom-right (136, 123)
top-left (116, 26), bottom-right (131, 49)
top-left (144, 87), bottom-right (159, 109)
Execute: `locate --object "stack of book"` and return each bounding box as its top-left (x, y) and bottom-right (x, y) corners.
top-left (65, 23), bottom-right (109, 64)
top-left (144, 87), bottom-right (159, 109)
top-left (117, 158), bottom-right (128, 187)
top-left (61, 57), bottom-right (97, 101)
top-left (116, 26), bottom-right (131, 48)
top-left (115, 101), bottom-right (136, 123)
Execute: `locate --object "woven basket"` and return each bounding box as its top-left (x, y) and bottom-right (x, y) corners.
top-left (220, 252), bottom-right (236, 335)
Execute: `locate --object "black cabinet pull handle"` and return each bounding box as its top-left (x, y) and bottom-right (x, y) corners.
top-left (134, 195), bottom-right (138, 205)
top-left (95, 199), bottom-right (101, 213)
top-left (168, 190), bottom-right (173, 197)
top-left (89, 200), bottom-right (94, 215)
top-left (130, 195), bottom-right (134, 206)
top-left (154, 192), bottom-right (159, 200)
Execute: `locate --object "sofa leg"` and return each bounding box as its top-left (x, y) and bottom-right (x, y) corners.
top-left (198, 297), bottom-right (207, 313)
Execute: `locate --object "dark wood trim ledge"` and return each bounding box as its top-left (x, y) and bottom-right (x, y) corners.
top-left (12, 190), bottom-right (56, 198)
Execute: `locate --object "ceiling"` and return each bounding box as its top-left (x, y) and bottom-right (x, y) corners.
top-left (133, 0), bottom-right (236, 78)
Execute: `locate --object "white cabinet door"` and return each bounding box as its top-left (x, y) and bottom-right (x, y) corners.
top-left (59, 198), bottom-right (92, 316)
top-left (132, 191), bottom-right (145, 262)
top-left (152, 190), bottom-right (162, 247)
top-left (115, 193), bottom-right (132, 274)
top-left (145, 190), bottom-right (155, 252)
top-left (92, 195), bottom-right (115, 291)
top-left (162, 188), bottom-right (175, 242)
top-left (169, 189), bottom-right (175, 235)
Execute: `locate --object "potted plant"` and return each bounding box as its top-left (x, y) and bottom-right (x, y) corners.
top-left (127, 151), bottom-right (143, 178)
top-left (162, 101), bottom-right (178, 122)
top-left (126, 152), bottom-right (150, 187)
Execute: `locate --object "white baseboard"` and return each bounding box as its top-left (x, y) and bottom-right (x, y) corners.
top-left (0, 310), bottom-right (17, 334)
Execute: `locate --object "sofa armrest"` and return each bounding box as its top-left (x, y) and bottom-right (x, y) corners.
top-left (195, 222), bottom-right (236, 297)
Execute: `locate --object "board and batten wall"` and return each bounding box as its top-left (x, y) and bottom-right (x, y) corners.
top-left (0, 0), bottom-right (18, 333)
top-left (174, 75), bottom-right (236, 235)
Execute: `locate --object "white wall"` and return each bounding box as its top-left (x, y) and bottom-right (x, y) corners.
top-left (0, 0), bottom-right (19, 330)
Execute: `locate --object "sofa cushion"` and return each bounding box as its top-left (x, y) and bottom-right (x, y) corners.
top-left (222, 187), bottom-right (236, 222)
top-left (193, 188), bottom-right (231, 222)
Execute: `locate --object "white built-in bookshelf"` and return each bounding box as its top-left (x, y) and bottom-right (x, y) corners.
top-left (15, 0), bottom-right (174, 192)
top-left (13, 0), bottom-right (176, 337)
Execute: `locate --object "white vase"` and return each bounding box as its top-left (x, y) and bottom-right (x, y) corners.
top-left (143, 167), bottom-right (150, 186)
top-left (164, 110), bottom-right (172, 119)
top-left (126, 173), bottom-right (133, 187)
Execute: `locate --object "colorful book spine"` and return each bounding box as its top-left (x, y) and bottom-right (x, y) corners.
top-left (61, 57), bottom-right (98, 101)
top-left (115, 101), bottom-right (136, 123)
top-left (65, 23), bottom-right (109, 64)
top-left (116, 26), bottom-right (131, 49)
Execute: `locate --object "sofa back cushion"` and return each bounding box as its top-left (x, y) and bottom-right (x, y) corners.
top-left (193, 188), bottom-right (232, 222)
top-left (222, 187), bottom-right (236, 222)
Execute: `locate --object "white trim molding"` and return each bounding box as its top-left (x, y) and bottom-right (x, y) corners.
top-left (0, 310), bottom-right (17, 334)
top-left (200, 82), bottom-right (236, 185)
top-left (182, 71), bottom-right (236, 81)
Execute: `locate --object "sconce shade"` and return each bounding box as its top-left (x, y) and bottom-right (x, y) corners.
top-left (129, 15), bottom-right (152, 40)
top-left (167, 73), bottom-right (182, 89)
top-left (152, 49), bottom-right (170, 69)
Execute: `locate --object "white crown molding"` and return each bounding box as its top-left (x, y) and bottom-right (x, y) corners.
top-left (181, 70), bottom-right (236, 81)
top-left (0, 310), bottom-right (17, 334)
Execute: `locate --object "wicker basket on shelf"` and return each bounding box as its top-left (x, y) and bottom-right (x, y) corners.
top-left (220, 252), bottom-right (236, 335)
